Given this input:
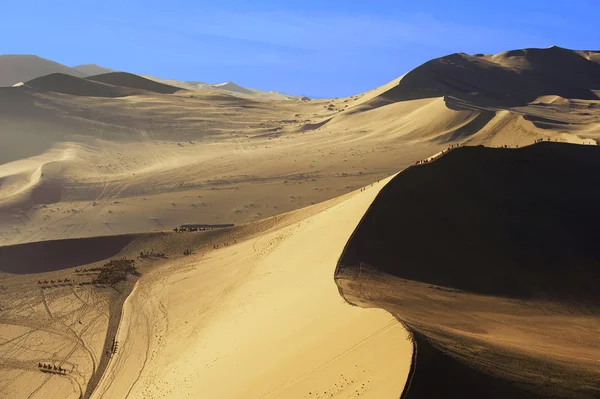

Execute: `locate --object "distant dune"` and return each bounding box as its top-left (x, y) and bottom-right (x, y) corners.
top-left (142, 75), bottom-right (305, 100)
top-left (86, 72), bottom-right (183, 94)
top-left (211, 81), bottom-right (255, 95)
top-left (337, 142), bottom-right (600, 398)
top-left (72, 64), bottom-right (115, 77)
top-left (368, 46), bottom-right (600, 109)
top-left (0, 54), bottom-right (85, 87)
top-left (24, 73), bottom-right (144, 97)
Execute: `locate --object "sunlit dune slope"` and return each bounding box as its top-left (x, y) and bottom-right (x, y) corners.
top-left (90, 178), bottom-right (412, 399)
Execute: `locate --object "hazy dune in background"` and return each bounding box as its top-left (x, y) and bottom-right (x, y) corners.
top-left (0, 55), bottom-right (86, 87)
top-left (72, 64), bottom-right (114, 77)
top-left (142, 75), bottom-right (307, 100)
top-left (0, 46), bottom-right (599, 399)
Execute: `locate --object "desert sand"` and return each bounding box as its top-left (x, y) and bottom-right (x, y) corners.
top-left (337, 143), bottom-right (600, 398)
top-left (0, 46), bottom-right (599, 398)
top-left (90, 178), bottom-right (411, 399)
top-left (0, 177), bottom-right (413, 399)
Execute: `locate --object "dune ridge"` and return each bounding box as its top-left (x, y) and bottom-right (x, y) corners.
top-left (0, 176), bottom-right (415, 399)
top-left (2, 47), bottom-right (599, 246)
top-left (336, 142), bottom-right (600, 398)
top-left (85, 72), bottom-right (183, 94)
top-left (24, 73), bottom-right (145, 97)
top-left (0, 54), bottom-right (86, 87)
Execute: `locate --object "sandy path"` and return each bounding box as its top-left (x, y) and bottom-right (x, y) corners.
top-left (90, 177), bottom-right (412, 399)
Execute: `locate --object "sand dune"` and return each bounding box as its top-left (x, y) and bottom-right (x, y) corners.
top-left (337, 142), bottom-right (600, 398)
top-left (24, 73), bottom-right (144, 97)
top-left (1, 45), bottom-right (600, 399)
top-left (0, 88), bottom-right (439, 245)
top-left (2, 47), bottom-right (599, 246)
top-left (367, 46), bottom-right (600, 109)
top-left (142, 75), bottom-right (306, 100)
top-left (85, 72), bottom-right (183, 94)
top-left (72, 64), bottom-right (115, 77)
top-left (0, 55), bottom-right (85, 87)
top-left (212, 81), bottom-right (255, 95)
top-left (0, 178), bottom-right (412, 399)
top-left (90, 177), bottom-right (411, 399)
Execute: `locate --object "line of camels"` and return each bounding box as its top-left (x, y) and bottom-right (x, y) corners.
top-left (38, 363), bottom-right (70, 374)
top-left (37, 279), bottom-right (73, 285)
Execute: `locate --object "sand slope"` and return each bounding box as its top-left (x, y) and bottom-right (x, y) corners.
top-left (337, 143), bottom-right (600, 398)
top-left (90, 178), bottom-right (412, 399)
top-left (1, 46), bottom-right (599, 246)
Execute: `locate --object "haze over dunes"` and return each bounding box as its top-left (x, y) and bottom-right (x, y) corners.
top-left (337, 143), bottom-right (600, 398)
top-left (1, 45), bottom-right (599, 399)
top-left (142, 75), bottom-right (307, 100)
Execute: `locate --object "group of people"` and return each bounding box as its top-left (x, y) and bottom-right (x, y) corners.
top-left (38, 363), bottom-right (68, 374)
top-left (213, 240), bottom-right (237, 249)
top-left (139, 251), bottom-right (166, 259)
top-left (37, 279), bottom-right (72, 286)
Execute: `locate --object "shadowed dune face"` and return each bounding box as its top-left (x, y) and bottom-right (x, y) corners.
top-left (0, 235), bottom-right (133, 273)
top-left (24, 73), bottom-right (143, 97)
top-left (373, 47), bottom-right (600, 108)
top-left (341, 143), bottom-right (600, 301)
top-left (85, 72), bottom-right (182, 94)
top-left (337, 143), bottom-right (600, 398)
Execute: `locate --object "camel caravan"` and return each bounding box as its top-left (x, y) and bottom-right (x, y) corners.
top-left (415, 143), bottom-right (466, 165)
top-left (139, 250), bottom-right (166, 259)
top-left (92, 258), bottom-right (138, 286)
top-left (38, 363), bottom-right (69, 375)
top-left (173, 223), bottom-right (234, 233)
top-left (37, 278), bottom-right (74, 288)
top-left (37, 258), bottom-right (139, 288)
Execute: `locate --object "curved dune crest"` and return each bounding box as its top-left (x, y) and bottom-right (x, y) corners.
top-left (91, 178), bottom-right (412, 399)
top-left (337, 143), bottom-right (600, 398)
top-left (86, 72), bottom-right (183, 94)
top-left (24, 73), bottom-right (144, 97)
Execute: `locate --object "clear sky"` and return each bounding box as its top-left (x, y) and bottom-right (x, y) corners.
top-left (1, 0), bottom-right (598, 98)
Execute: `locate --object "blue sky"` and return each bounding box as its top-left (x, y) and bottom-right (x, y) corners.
top-left (1, 0), bottom-right (598, 97)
